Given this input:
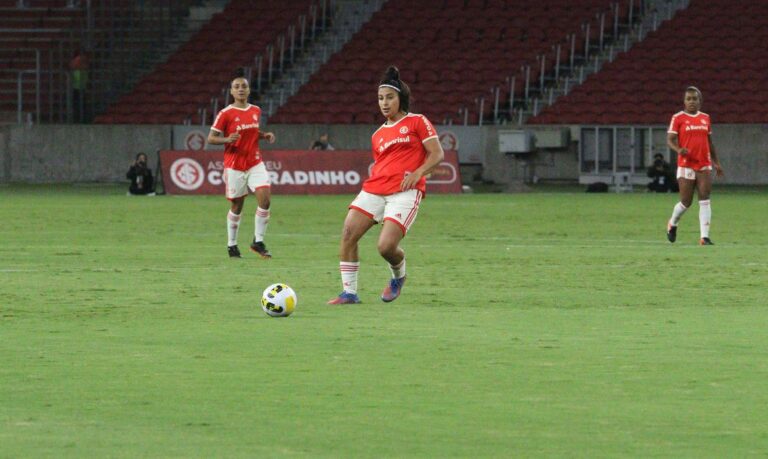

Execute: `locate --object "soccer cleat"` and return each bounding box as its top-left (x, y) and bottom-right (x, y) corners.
top-left (699, 237), bottom-right (714, 245)
top-left (228, 245), bottom-right (242, 258)
top-left (381, 276), bottom-right (406, 303)
top-left (249, 239), bottom-right (272, 259)
top-left (666, 224), bottom-right (677, 243)
top-left (327, 292), bottom-right (361, 305)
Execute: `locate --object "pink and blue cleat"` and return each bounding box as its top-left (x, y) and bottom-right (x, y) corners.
top-left (381, 276), bottom-right (406, 303)
top-left (327, 292), bottom-right (361, 304)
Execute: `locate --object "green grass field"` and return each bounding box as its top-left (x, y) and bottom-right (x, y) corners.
top-left (2, 184), bottom-right (768, 457)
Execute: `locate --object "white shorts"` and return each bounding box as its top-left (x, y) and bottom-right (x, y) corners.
top-left (677, 166), bottom-right (712, 180)
top-left (223, 163), bottom-right (270, 199)
top-left (349, 189), bottom-right (423, 235)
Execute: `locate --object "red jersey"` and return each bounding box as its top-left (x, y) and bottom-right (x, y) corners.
top-left (364, 113), bottom-right (438, 195)
top-left (211, 104), bottom-right (263, 171)
top-left (667, 111), bottom-right (712, 169)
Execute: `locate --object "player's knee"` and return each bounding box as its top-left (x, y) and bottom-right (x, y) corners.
top-left (258, 198), bottom-right (271, 209)
top-left (377, 239), bottom-right (397, 258)
top-left (341, 225), bottom-right (360, 245)
top-left (681, 198), bottom-right (693, 207)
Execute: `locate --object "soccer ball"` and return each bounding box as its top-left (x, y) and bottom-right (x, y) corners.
top-left (261, 283), bottom-right (297, 317)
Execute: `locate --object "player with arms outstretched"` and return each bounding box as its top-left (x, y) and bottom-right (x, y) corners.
top-left (666, 86), bottom-right (724, 245)
top-left (207, 69), bottom-right (276, 258)
top-left (328, 66), bottom-right (445, 304)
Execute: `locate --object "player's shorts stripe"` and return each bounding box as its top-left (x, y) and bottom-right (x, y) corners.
top-left (403, 191), bottom-right (422, 228)
top-left (349, 205), bottom-right (375, 220)
top-left (384, 216), bottom-right (407, 235)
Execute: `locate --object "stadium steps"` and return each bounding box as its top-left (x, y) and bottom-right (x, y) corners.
top-left (95, 0), bottom-right (327, 125)
top-left (111, 1), bottom-right (229, 95)
top-left (269, 0), bottom-right (638, 125)
top-left (0, 4), bottom-right (84, 124)
top-left (522, 0), bottom-right (690, 125)
top-left (88, 1), bottom-right (223, 121)
top-left (525, 0), bottom-right (768, 125)
top-left (259, 0), bottom-right (386, 118)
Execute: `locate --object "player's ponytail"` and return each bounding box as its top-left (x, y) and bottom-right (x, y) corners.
top-left (379, 65), bottom-right (411, 113)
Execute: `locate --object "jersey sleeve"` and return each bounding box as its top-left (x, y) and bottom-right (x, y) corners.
top-left (415, 115), bottom-right (438, 143)
top-left (211, 110), bottom-right (228, 133)
top-left (667, 114), bottom-right (681, 134)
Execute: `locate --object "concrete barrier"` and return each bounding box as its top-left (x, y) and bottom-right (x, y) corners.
top-left (1, 123), bottom-right (766, 185)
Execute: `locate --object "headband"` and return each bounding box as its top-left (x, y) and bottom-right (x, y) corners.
top-left (379, 83), bottom-right (401, 93)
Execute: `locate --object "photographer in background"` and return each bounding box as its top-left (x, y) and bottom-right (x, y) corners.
top-left (309, 132), bottom-right (335, 151)
top-left (127, 153), bottom-right (155, 196)
top-left (647, 153), bottom-right (677, 193)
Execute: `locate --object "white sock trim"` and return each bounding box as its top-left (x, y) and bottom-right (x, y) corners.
top-left (340, 261), bottom-right (360, 294)
top-left (699, 200), bottom-right (711, 238)
top-left (390, 259), bottom-right (406, 279)
top-left (254, 207), bottom-right (270, 242)
top-left (670, 202), bottom-right (688, 226)
top-left (227, 211), bottom-right (241, 246)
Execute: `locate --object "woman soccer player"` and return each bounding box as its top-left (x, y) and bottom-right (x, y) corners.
top-left (207, 69), bottom-right (276, 258)
top-left (666, 86), bottom-right (724, 245)
top-left (328, 66), bottom-right (445, 304)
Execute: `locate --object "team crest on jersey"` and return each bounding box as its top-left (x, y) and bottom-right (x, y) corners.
top-left (253, 114), bottom-right (258, 121)
top-left (235, 117), bottom-right (240, 121)
top-left (701, 119), bottom-right (707, 125)
top-left (399, 126), bottom-right (409, 134)
top-left (379, 138), bottom-right (384, 144)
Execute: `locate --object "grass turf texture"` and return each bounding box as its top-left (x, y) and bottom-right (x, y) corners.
top-left (2, 184), bottom-right (768, 457)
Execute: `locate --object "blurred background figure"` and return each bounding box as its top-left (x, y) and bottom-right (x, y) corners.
top-left (646, 153), bottom-right (677, 193)
top-left (68, 48), bottom-right (89, 123)
top-left (309, 133), bottom-right (335, 151)
top-left (127, 153), bottom-right (154, 196)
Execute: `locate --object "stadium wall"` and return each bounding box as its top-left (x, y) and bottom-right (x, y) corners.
top-left (0, 124), bottom-right (766, 185)
top-left (0, 125), bottom-right (170, 183)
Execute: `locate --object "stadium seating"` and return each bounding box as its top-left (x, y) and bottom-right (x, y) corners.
top-left (94, 0), bottom-right (317, 125)
top-left (0, 1), bottom-right (85, 121)
top-left (529, 0), bottom-right (768, 125)
top-left (271, 0), bottom-right (630, 125)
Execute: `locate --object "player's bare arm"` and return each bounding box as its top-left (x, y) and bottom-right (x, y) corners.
top-left (667, 132), bottom-right (687, 155)
top-left (207, 129), bottom-right (240, 145)
top-left (709, 136), bottom-right (724, 177)
top-left (259, 131), bottom-right (276, 144)
top-left (401, 137), bottom-right (445, 191)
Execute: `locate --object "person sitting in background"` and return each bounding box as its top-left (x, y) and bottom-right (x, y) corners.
top-left (309, 133), bottom-right (335, 151)
top-left (647, 153), bottom-right (677, 193)
top-left (127, 153), bottom-right (155, 195)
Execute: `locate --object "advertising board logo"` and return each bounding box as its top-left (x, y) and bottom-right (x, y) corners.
top-left (184, 131), bottom-right (206, 151)
top-left (170, 158), bottom-right (205, 190)
top-left (426, 162), bottom-right (458, 184)
top-left (439, 131), bottom-right (458, 151)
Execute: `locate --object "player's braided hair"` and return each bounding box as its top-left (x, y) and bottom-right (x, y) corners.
top-left (379, 66), bottom-right (411, 113)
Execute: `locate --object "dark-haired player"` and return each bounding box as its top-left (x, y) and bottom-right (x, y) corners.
top-left (328, 66), bottom-right (445, 304)
top-left (666, 86), bottom-right (724, 245)
top-left (207, 71), bottom-right (276, 258)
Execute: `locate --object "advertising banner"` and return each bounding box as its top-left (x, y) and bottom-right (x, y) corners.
top-left (173, 124), bottom-right (484, 163)
top-left (159, 150), bottom-right (462, 195)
